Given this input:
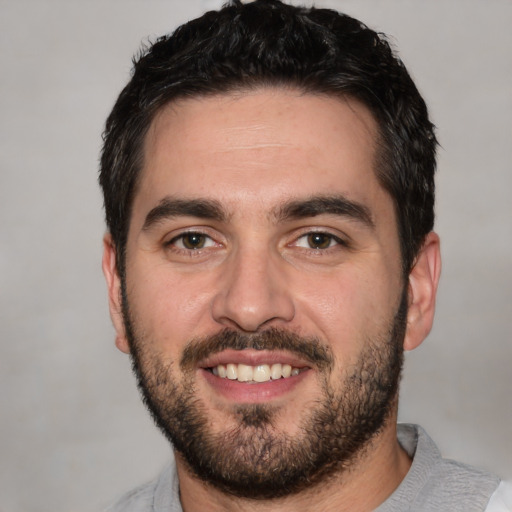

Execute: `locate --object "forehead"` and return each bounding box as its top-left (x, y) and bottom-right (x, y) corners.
top-left (134, 88), bottom-right (386, 223)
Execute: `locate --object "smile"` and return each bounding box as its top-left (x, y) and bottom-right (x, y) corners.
top-left (210, 363), bottom-right (303, 383)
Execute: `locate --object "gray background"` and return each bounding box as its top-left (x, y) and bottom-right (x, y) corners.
top-left (0, 1), bottom-right (510, 511)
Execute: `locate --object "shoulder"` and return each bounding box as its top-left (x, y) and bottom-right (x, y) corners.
top-left (105, 482), bottom-right (155, 512)
top-left (378, 424), bottom-right (501, 512)
top-left (422, 456), bottom-right (500, 508)
top-left (105, 479), bottom-right (158, 512)
top-left (485, 481), bottom-right (512, 512)
top-left (104, 462), bottom-right (180, 512)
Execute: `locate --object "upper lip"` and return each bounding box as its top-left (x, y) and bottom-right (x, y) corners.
top-left (198, 349), bottom-right (311, 369)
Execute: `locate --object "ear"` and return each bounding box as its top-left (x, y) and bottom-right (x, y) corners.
top-left (403, 232), bottom-right (441, 351)
top-left (102, 233), bottom-right (130, 354)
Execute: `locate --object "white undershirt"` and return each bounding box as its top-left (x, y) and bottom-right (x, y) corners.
top-left (485, 481), bottom-right (512, 511)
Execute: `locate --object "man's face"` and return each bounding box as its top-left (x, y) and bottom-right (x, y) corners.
top-left (110, 89), bottom-right (409, 496)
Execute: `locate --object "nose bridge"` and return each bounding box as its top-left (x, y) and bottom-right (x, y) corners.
top-left (211, 241), bottom-right (295, 331)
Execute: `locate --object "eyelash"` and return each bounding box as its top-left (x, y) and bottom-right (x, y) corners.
top-left (292, 231), bottom-right (348, 252)
top-left (165, 231), bottom-right (218, 254)
top-left (164, 230), bottom-right (347, 256)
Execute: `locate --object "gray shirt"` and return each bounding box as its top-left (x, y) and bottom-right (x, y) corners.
top-left (377, 424), bottom-right (500, 511)
top-left (107, 424), bottom-right (501, 512)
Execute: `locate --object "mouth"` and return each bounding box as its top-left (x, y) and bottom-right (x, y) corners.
top-left (198, 349), bottom-right (312, 401)
top-left (208, 362), bottom-right (305, 383)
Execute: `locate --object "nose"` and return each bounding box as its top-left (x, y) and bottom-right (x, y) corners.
top-left (211, 246), bottom-right (295, 332)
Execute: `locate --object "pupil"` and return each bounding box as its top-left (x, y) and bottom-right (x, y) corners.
top-left (308, 233), bottom-right (330, 249)
top-left (184, 233), bottom-right (204, 249)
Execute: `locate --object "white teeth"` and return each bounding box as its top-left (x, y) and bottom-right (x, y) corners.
top-left (211, 362), bottom-right (302, 382)
top-left (226, 364), bottom-right (237, 380)
top-left (270, 363), bottom-right (282, 380)
top-left (237, 364), bottom-right (253, 382)
top-left (253, 364), bottom-right (270, 383)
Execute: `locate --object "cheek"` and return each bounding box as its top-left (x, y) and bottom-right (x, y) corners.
top-left (126, 263), bottom-right (216, 347)
top-left (293, 266), bottom-right (400, 352)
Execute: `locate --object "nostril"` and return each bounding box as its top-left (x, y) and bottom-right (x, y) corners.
top-left (210, 256), bottom-right (295, 330)
top-left (211, 296), bottom-right (295, 332)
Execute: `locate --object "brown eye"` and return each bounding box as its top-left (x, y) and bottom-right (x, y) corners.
top-left (170, 232), bottom-right (214, 250)
top-left (181, 233), bottom-right (207, 249)
top-left (306, 233), bottom-right (334, 249)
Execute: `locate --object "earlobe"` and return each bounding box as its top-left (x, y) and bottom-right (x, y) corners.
top-left (102, 233), bottom-right (131, 354)
top-left (403, 232), bottom-right (441, 352)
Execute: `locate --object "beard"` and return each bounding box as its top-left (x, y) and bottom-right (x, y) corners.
top-left (122, 287), bottom-right (407, 500)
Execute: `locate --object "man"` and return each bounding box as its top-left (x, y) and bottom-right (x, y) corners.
top-left (99, 1), bottom-right (511, 510)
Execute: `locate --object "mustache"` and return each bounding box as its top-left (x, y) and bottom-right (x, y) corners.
top-left (180, 328), bottom-right (333, 371)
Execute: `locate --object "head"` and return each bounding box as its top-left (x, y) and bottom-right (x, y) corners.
top-left (100, 0), bottom-right (440, 501)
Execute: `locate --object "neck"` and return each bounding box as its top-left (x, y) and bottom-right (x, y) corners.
top-left (176, 417), bottom-right (411, 512)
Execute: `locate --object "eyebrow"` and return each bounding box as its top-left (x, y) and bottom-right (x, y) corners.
top-left (274, 195), bottom-right (375, 228)
top-left (142, 194), bottom-right (374, 232)
top-left (142, 197), bottom-right (228, 231)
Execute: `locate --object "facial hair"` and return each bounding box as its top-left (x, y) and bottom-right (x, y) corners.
top-left (122, 288), bottom-right (407, 500)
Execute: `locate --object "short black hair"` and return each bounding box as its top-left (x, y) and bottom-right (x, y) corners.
top-left (100, 0), bottom-right (437, 277)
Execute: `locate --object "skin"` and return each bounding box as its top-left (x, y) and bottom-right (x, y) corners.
top-left (103, 88), bottom-right (441, 512)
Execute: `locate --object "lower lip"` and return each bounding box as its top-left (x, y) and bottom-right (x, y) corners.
top-left (200, 368), bottom-right (309, 403)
